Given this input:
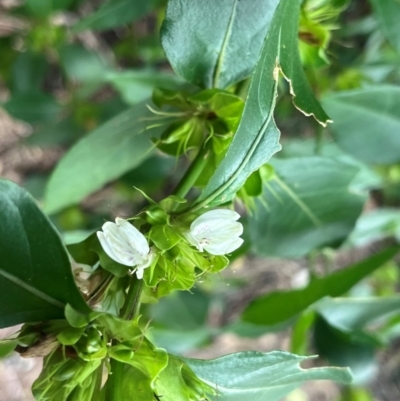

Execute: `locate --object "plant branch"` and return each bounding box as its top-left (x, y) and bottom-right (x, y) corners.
top-left (120, 275), bottom-right (144, 320)
top-left (172, 140), bottom-right (212, 200)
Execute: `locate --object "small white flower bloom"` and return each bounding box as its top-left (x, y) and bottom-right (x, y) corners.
top-left (97, 217), bottom-right (154, 279)
top-left (185, 209), bottom-right (244, 255)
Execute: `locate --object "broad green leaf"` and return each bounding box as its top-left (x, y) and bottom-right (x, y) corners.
top-left (0, 180), bottom-right (89, 328)
top-left (316, 295), bottom-right (400, 333)
top-left (150, 289), bottom-right (210, 330)
top-left (44, 101), bottom-right (163, 214)
top-left (161, 0), bottom-right (279, 89)
top-left (150, 328), bottom-right (212, 355)
top-left (106, 70), bottom-right (183, 105)
top-left (25, 0), bottom-right (77, 17)
top-left (249, 157), bottom-right (366, 258)
top-left (369, 0), bottom-right (400, 52)
top-left (73, 0), bottom-right (157, 32)
top-left (185, 351), bottom-right (352, 401)
top-left (194, 0), bottom-right (330, 209)
top-left (11, 51), bottom-right (48, 93)
top-left (278, 138), bottom-right (382, 191)
top-left (314, 317), bottom-right (377, 385)
top-left (322, 86), bottom-right (400, 165)
top-left (348, 208), bottom-right (400, 247)
top-left (4, 92), bottom-right (61, 124)
top-left (59, 44), bottom-right (110, 97)
top-left (242, 246), bottom-right (399, 325)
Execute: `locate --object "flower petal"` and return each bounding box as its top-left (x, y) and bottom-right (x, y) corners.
top-left (187, 209), bottom-right (243, 256)
top-left (115, 218), bottom-right (149, 256)
top-left (191, 209), bottom-right (240, 229)
top-left (97, 231), bottom-right (123, 264)
top-left (204, 236), bottom-right (244, 255)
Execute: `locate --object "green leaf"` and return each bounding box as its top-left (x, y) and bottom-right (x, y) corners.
top-left (194, 0), bottom-right (330, 209)
top-left (249, 157), bottom-right (366, 258)
top-left (185, 351), bottom-right (352, 401)
top-left (242, 246), bottom-right (399, 325)
top-left (161, 0), bottom-right (280, 89)
top-left (0, 180), bottom-right (89, 328)
top-left (44, 101), bottom-right (163, 214)
top-left (316, 295), bottom-right (400, 333)
top-left (105, 365), bottom-right (154, 401)
top-left (107, 70), bottom-right (183, 105)
top-left (4, 91), bottom-right (61, 124)
top-left (59, 44), bottom-right (110, 97)
top-left (25, 0), bottom-right (77, 17)
top-left (11, 51), bottom-right (48, 93)
top-left (369, 0), bottom-right (400, 52)
top-left (154, 356), bottom-right (192, 401)
top-left (348, 208), bottom-right (400, 247)
top-left (155, 355), bottom-right (213, 401)
top-left (314, 317), bottom-right (377, 385)
top-left (322, 86), bottom-right (400, 165)
top-left (150, 289), bottom-right (210, 330)
top-left (73, 0), bottom-right (157, 32)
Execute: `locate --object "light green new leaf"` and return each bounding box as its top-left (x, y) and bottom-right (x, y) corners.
top-left (185, 351), bottom-right (352, 401)
top-left (369, 0), bottom-right (400, 52)
top-left (242, 246), bottom-right (399, 325)
top-left (106, 365), bottom-right (154, 401)
top-left (194, 0), bottom-right (330, 210)
top-left (0, 180), bottom-right (89, 328)
top-left (73, 0), bottom-right (158, 32)
top-left (249, 157), bottom-right (366, 258)
top-left (322, 86), bottom-right (400, 165)
top-left (155, 356), bottom-right (192, 401)
top-left (44, 101), bottom-right (163, 214)
top-left (161, 0), bottom-right (279, 89)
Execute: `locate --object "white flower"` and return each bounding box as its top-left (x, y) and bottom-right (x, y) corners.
top-left (97, 218), bottom-right (154, 279)
top-left (185, 209), bottom-right (244, 255)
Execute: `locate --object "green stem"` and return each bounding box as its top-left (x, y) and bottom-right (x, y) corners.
top-left (120, 275), bottom-right (144, 320)
top-left (172, 140), bottom-right (212, 199)
top-left (105, 276), bottom-right (143, 400)
top-left (105, 358), bottom-right (124, 401)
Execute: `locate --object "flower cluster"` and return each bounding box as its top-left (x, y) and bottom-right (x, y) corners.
top-left (97, 209), bottom-right (243, 280)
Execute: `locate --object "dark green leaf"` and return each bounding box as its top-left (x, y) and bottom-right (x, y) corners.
top-left (249, 157), bottom-right (366, 258)
top-left (0, 180), bottom-right (89, 328)
top-left (4, 92), bottom-right (61, 124)
top-left (242, 246), bottom-right (399, 325)
top-left (73, 0), bottom-right (157, 32)
top-left (44, 101), bottom-right (164, 214)
top-left (369, 0), bottom-right (400, 52)
top-left (322, 86), bottom-right (400, 165)
top-left (314, 317), bottom-right (377, 385)
top-left (185, 351), bottom-right (352, 401)
top-left (11, 51), bottom-right (48, 93)
top-left (194, 0), bottom-right (330, 209)
top-left (161, 0), bottom-right (279, 89)
top-left (25, 0), bottom-right (77, 16)
top-left (150, 289), bottom-right (210, 330)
